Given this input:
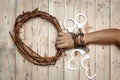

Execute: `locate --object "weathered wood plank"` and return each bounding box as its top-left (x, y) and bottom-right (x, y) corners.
top-left (0, 0), bottom-right (16, 80)
top-left (15, 0), bottom-right (32, 80)
top-left (64, 0), bottom-right (80, 80)
top-left (95, 0), bottom-right (110, 80)
top-left (48, 0), bottom-right (64, 80)
top-left (0, 0), bottom-right (120, 80)
top-left (86, 0), bottom-right (96, 80)
top-left (111, 0), bottom-right (120, 80)
top-left (31, 0), bottom-right (49, 80)
top-left (79, 0), bottom-right (88, 80)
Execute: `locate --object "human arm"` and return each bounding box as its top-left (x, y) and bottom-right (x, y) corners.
top-left (55, 28), bottom-right (120, 49)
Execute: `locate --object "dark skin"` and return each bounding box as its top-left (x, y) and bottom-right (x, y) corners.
top-left (56, 28), bottom-right (120, 49)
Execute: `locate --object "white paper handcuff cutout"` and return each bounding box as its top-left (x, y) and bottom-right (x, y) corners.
top-left (64, 13), bottom-right (96, 79)
top-left (67, 49), bottom-right (96, 79)
top-left (64, 13), bottom-right (87, 32)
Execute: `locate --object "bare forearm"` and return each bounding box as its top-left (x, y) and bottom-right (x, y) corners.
top-left (56, 29), bottom-right (120, 49)
top-left (84, 29), bottom-right (120, 46)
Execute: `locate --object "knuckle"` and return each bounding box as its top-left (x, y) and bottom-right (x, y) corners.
top-left (59, 32), bottom-right (62, 35)
top-left (59, 32), bottom-right (63, 35)
top-left (64, 43), bottom-right (68, 46)
top-left (55, 41), bottom-right (58, 44)
top-left (56, 37), bottom-right (61, 41)
top-left (56, 44), bottom-right (59, 48)
top-left (56, 37), bottom-right (59, 40)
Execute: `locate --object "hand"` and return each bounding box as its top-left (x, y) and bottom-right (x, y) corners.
top-left (55, 32), bottom-right (74, 49)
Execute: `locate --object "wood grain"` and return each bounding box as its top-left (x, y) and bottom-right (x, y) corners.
top-left (0, 0), bottom-right (16, 80)
top-left (95, 0), bottom-right (110, 80)
top-left (87, 0), bottom-right (96, 80)
top-left (0, 0), bottom-right (120, 80)
top-left (111, 0), bottom-right (120, 80)
top-left (31, 0), bottom-right (49, 80)
top-left (15, 0), bottom-right (32, 80)
top-left (64, 0), bottom-right (80, 80)
top-left (49, 0), bottom-right (64, 80)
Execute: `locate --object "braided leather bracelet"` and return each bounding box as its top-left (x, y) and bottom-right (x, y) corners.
top-left (9, 8), bottom-right (63, 66)
top-left (79, 31), bottom-right (86, 48)
top-left (71, 29), bottom-right (86, 48)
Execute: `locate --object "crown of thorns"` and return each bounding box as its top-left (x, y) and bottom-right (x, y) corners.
top-left (10, 8), bottom-right (63, 66)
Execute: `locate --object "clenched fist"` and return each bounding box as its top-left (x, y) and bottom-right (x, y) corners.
top-left (55, 32), bottom-right (75, 49)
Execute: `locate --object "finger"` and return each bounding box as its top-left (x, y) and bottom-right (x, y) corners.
top-left (62, 29), bottom-right (70, 33)
top-left (58, 32), bottom-right (65, 36)
top-left (56, 37), bottom-right (64, 41)
top-left (56, 40), bottom-right (64, 44)
top-left (56, 44), bottom-right (65, 49)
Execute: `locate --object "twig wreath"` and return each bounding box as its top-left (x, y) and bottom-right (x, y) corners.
top-left (9, 8), bottom-right (63, 66)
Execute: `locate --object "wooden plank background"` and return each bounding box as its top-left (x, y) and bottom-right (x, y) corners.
top-left (0, 0), bottom-right (120, 80)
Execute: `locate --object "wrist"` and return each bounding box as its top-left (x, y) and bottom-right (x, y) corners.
top-left (84, 33), bottom-right (88, 44)
top-left (84, 33), bottom-right (93, 44)
top-left (74, 33), bottom-right (86, 48)
top-left (71, 32), bottom-right (90, 48)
